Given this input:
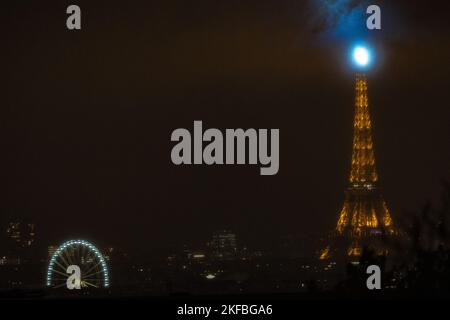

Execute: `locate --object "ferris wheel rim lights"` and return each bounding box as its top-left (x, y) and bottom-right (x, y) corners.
top-left (46, 239), bottom-right (109, 288)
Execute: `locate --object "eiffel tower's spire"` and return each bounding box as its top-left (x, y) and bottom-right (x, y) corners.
top-left (349, 74), bottom-right (378, 186)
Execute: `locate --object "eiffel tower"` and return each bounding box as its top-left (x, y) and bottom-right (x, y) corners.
top-left (321, 74), bottom-right (395, 260)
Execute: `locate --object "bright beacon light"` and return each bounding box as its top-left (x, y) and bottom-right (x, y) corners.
top-left (353, 46), bottom-right (370, 67)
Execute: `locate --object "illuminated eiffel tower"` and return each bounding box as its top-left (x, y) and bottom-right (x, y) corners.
top-left (321, 74), bottom-right (395, 260)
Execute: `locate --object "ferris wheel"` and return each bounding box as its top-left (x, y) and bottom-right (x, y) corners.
top-left (46, 240), bottom-right (110, 289)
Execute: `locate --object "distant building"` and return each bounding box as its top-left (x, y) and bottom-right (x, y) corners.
top-left (191, 251), bottom-right (206, 262)
top-left (0, 219), bottom-right (37, 265)
top-left (5, 221), bottom-right (36, 248)
top-left (207, 230), bottom-right (238, 261)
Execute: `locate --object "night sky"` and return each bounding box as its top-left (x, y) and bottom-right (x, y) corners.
top-left (2, 0), bottom-right (450, 253)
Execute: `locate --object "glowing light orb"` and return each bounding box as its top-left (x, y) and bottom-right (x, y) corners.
top-left (353, 46), bottom-right (370, 67)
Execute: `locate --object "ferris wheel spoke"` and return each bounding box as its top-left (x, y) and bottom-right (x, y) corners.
top-left (78, 246), bottom-right (83, 265)
top-left (82, 270), bottom-right (103, 279)
top-left (74, 246), bottom-right (79, 264)
top-left (51, 269), bottom-right (71, 278)
top-left (81, 249), bottom-right (94, 265)
top-left (82, 280), bottom-right (99, 288)
top-left (53, 259), bottom-right (69, 272)
top-left (83, 278), bottom-right (102, 283)
top-left (62, 247), bottom-right (75, 266)
top-left (81, 244), bottom-right (86, 265)
top-left (83, 260), bottom-right (103, 276)
top-left (80, 253), bottom-right (95, 275)
top-left (57, 253), bottom-right (70, 269)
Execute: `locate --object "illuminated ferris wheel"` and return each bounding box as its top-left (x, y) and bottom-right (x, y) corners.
top-left (46, 240), bottom-right (110, 289)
